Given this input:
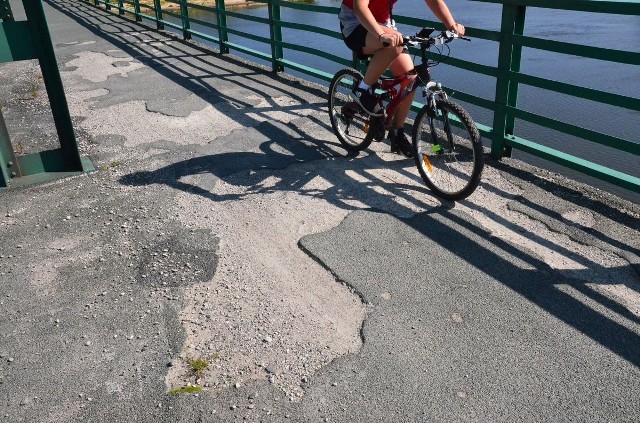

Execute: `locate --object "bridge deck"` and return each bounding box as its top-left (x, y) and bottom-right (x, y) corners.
top-left (0, 1), bottom-right (639, 421)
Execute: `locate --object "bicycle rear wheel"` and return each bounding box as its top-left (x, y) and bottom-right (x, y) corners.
top-left (328, 68), bottom-right (375, 152)
top-left (412, 99), bottom-right (484, 201)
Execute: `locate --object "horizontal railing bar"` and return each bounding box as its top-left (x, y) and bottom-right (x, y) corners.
top-left (159, 9), bottom-right (182, 19)
top-left (276, 40), bottom-right (347, 64)
top-left (157, 19), bottom-right (182, 31)
top-left (278, 59), bottom-right (334, 82)
top-left (186, 28), bottom-right (220, 44)
top-left (186, 16), bottom-right (219, 31)
top-left (448, 91), bottom-right (498, 112)
top-left (183, 2), bottom-right (216, 13)
top-left (225, 40), bottom-right (273, 62)
top-left (278, 21), bottom-right (343, 40)
top-left (221, 9), bottom-right (270, 25)
top-left (514, 34), bottom-right (640, 66)
top-left (513, 72), bottom-right (640, 111)
top-left (432, 55), bottom-right (499, 77)
top-left (505, 135), bottom-right (640, 193)
top-left (509, 107), bottom-right (640, 155)
top-left (222, 26), bottom-right (271, 45)
top-left (274, 0), bottom-right (338, 15)
top-left (470, 0), bottom-right (640, 15)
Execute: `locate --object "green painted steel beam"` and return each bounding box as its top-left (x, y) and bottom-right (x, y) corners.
top-left (1, 0), bottom-right (14, 21)
top-left (0, 21), bottom-right (37, 62)
top-left (23, 0), bottom-right (84, 171)
top-left (0, 111), bottom-right (20, 187)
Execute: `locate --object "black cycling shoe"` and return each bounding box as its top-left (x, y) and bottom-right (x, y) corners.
top-left (352, 86), bottom-right (383, 116)
top-left (389, 129), bottom-right (414, 158)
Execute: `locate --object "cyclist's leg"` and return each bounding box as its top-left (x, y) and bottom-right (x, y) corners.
top-left (389, 53), bottom-right (416, 129)
top-left (361, 28), bottom-right (404, 86)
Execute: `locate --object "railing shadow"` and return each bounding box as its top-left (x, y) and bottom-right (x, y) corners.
top-left (404, 207), bottom-right (640, 367)
top-left (45, 0), bottom-right (332, 127)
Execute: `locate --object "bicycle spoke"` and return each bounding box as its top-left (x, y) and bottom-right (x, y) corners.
top-left (413, 99), bottom-right (483, 200)
top-left (328, 69), bottom-right (374, 151)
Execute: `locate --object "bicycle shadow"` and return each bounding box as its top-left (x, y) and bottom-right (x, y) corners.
top-left (119, 118), bottom-right (433, 214)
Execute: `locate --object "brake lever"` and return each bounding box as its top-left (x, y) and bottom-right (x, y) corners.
top-left (444, 30), bottom-right (471, 42)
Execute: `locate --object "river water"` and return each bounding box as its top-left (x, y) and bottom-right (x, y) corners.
top-left (168, 0), bottom-right (640, 202)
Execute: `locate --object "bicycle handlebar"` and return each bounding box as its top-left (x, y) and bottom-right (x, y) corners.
top-left (382, 30), bottom-right (470, 48)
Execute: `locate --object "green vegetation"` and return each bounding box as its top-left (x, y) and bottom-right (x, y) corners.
top-left (98, 161), bottom-right (124, 171)
top-left (187, 356), bottom-right (209, 377)
top-left (168, 385), bottom-right (203, 394)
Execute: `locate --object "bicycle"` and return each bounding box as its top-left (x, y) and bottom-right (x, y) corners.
top-left (328, 28), bottom-right (484, 201)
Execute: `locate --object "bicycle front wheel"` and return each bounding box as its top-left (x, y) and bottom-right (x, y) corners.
top-left (328, 68), bottom-right (375, 152)
top-left (412, 99), bottom-right (484, 201)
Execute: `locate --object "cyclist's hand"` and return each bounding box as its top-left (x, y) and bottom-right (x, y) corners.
top-left (451, 22), bottom-right (465, 37)
top-left (380, 31), bottom-right (403, 47)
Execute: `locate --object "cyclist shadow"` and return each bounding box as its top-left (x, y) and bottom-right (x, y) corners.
top-left (119, 119), bottom-right (432, 213)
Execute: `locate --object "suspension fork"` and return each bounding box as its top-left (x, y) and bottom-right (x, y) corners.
top-left (423, 81), bottom-right (454, 152)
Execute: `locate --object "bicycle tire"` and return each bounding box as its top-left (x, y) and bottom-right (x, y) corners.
top-left (412, 99), bottom-right (484, 201)
top-left (328, 68), bottom-right (375, 152)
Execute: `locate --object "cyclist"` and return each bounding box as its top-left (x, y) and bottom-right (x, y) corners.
top-left (339, 0), bottom-right (465, 157)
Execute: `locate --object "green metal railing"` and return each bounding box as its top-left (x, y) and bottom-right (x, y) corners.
top-left (85, 0), bottom-right (639, 193)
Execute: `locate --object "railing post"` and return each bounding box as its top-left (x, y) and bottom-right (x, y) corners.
top-left (491, 3), bottom-right (525, 159)
top-left (152, 0), bottom-right (164, 30)
top-left (216, 0), bottom-right (228, 53)
top-left (117, 0), bottom-right (124, 16)
top-left (268, 0), bottom-right (284, 72)
top-left (180, 0), bottom-right (191, 40)
top-left (105, 0), bottom-right (111, 11)
top-left (133, 0), bottom-right (141, 21)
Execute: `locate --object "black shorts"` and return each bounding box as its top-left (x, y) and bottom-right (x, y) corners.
top-left (341, 24), bottom-right (372, 60)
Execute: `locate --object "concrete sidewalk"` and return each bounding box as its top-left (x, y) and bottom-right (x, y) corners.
top-left (1, 0), bottom-right (639, 421)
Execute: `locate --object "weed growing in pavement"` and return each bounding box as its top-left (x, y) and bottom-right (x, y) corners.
top-left (168, 385), bottom-right (203, 394)
top-left (187, 356), bottom-right (209, 377)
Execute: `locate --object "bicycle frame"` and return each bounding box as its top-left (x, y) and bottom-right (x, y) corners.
top-left (377, 73), bottom-right (421, 129)
top-left (374, 48), bottom-right (447, 130)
